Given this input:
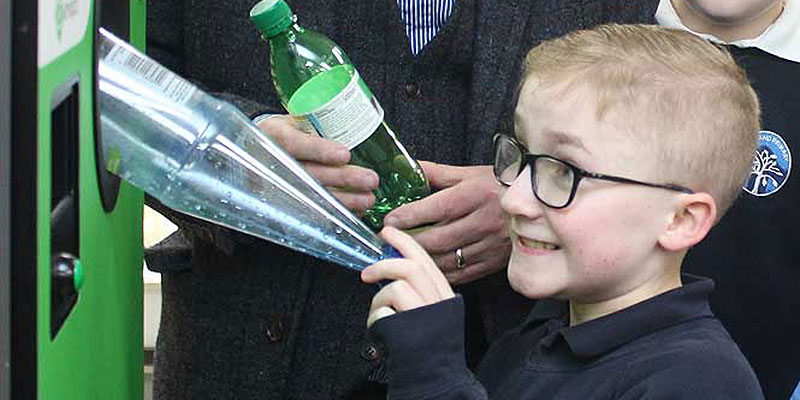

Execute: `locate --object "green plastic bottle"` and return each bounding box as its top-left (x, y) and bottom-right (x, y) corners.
top-left (250, 0), bottom-right (430, 230)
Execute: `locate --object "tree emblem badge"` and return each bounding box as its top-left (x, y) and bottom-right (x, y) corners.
top-left (744, 131), bottom-right (792, 197)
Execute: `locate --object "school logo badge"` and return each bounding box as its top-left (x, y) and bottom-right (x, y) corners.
top-left (744, 131), bottom-right (791, 197)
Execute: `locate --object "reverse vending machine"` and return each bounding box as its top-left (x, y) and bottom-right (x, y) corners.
top-left (4, 0), bottom-right (146, 397)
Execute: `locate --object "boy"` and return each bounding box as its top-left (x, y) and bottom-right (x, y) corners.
top-left (657, 1), bottom-right (800, 398)
top-left (360, 24), bottom-right (764, 399)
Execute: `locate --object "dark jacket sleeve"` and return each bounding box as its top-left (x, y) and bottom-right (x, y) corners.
top-left (143, 0), bottom-right (285, 272)
top-left (369, 296), bottom-right (489, 400)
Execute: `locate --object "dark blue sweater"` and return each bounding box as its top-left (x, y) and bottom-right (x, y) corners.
top-left (683, 46), bottom-right (800, 400)
top-left (371, 275), bottom-right (764, 399)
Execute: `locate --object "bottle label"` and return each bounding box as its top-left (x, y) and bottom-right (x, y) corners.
top-left (105, 43), bottom-right (197, 105)
top-left (293, 72), bottom-right (384, 150)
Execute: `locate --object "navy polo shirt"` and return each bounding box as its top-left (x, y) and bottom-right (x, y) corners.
top-left (370, 275), bottom-right (763, 399)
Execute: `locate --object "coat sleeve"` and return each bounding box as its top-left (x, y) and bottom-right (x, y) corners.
top-left (143, 0), bottom-right (283, 271)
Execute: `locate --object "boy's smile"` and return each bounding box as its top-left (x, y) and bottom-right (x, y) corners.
top-left (516, 236), bottom-right (560, 252)
top-left (501, 79), bottom-right (684, 320)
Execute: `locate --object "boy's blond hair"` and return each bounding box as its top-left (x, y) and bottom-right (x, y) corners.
top-left (520, 24), bottom-right (760, 215)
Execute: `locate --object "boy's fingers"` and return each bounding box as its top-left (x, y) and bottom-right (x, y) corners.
top-left (370, 280), bottom-right (425, 314)
top-left (380, 227), bottom-right (454, 300)
top-left (362, 258), bottom-right (442, 304)
top-left (366, 306), bottom-right (396, 328)
top-left (380, 227), bottom-right (433, 266)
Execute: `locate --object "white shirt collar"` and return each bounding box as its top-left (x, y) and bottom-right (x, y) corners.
top-left (656, 0), bottom-right (800, 63)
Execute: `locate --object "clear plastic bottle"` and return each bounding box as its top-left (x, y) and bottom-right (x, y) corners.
top-left (97, 27), bottom-right (399, 271)
top-left (250, 0), bottom-right (430, 230)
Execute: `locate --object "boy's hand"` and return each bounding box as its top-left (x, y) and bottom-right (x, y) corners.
top-left (256, 115), bottom-right (379, 214)
top-left (361, 227), bottom-right (455, 328)
top-left (383, 162), bottom-right (510, 285)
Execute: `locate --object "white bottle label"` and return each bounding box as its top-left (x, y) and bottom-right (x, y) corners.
top-left (295, 73), bottom-right (384, 150)
top-left (105, 44), bottom-right (197, 105)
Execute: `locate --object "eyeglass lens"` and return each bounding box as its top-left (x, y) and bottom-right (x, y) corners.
top-left (494, 136), bottom-right (575, 208)
top-left (494, 136), bottom-right (523, 184)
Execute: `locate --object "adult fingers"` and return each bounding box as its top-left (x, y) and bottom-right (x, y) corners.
top-left (383, 185), bottom-right (475, 229)
top-left (327, 188), bottom-right (375, 214)
top-left (418, 161), bottom-right (470, 189)
top-left (431, 236), bottom-right (511, 285)
top-left (303, 163), bottom-right (379, 192)
top-left (411, 191), bottom-right (505, 254)
top-left (384, 166), bottom-right (494, 229)
top-left (429, 231), bottom-right (510, 274)
top-left (257, 115), bottom-right (350, 164)
top-left (444, 257), bottom-right (508, 286)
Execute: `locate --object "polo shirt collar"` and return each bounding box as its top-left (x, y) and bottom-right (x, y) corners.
top-left (525, 299), bottom-right (568, 326)
top-left (656, 0), bottom-right (800, 63)
top-left (526, 274), bottom-right (715, 359)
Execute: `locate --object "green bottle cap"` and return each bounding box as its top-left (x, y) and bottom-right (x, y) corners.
top-left (250, 0), bottom-right (293, 39)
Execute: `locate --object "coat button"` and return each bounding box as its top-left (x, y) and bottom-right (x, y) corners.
top-left (404, 82), bottom-right (421, 98)
top-left (265, 315), bottom-right (285, 343)
top-left (360, 343), bottom-right (382, 361)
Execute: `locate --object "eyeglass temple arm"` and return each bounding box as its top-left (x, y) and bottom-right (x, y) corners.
top-left (581, 171), bottom-right (694, 194)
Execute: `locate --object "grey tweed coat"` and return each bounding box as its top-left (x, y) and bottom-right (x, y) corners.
top-left (145, 0), bottom-right (656, 398)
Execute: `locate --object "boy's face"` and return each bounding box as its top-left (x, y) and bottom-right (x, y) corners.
top-left (501, 81), bottom-right (678, 303)
top-left (679, 0), bottom-right (783, 24)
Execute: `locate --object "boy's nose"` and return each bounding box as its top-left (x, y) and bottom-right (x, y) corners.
top-left (500, 166), bottom-right (545, 219)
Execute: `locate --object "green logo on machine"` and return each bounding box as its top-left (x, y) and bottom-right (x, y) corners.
top-left (55, 0), bottom-right (65, 41)
top-left (55, 0), bottom-right (79, 42)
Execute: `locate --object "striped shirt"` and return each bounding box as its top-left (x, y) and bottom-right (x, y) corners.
top-left (396, 0), bottom-right (456, 55)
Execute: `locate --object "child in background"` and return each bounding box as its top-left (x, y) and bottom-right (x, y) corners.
top-left (361, 24), bottom-right (764, 399)
top-left (658, 1), bottom-right (800, 398)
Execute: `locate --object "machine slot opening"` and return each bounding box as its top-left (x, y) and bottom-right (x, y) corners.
top-left (50, 79), bottom-right (80, 339)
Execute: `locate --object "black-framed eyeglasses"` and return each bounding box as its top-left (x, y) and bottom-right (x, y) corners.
top-left (492, 134), bottom-right (694, 209)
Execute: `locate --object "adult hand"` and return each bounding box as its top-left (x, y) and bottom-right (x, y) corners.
top-left (361, 227), bottom-right (455, 328)
top-left (383, 162), bottom-right (510, 285)
top-left (257, 115), bottom-right (379, 214)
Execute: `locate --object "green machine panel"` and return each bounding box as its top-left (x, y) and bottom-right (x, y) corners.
top-left (8, 0), bottom-right (146, 397)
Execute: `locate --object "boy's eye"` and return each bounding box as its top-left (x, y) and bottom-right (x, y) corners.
top-left (536, 157), bottom-right (573, 193)
top-left (552, 163), bottom-right (572, 189)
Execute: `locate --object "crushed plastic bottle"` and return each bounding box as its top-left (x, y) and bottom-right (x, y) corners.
top-left (97, 27), bottom-right (400, 271)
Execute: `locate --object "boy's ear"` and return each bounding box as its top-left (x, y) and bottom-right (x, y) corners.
top-left (658, 192), bottom-right (717, 252)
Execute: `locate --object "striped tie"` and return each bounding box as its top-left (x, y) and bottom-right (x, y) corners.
top-left (396, 0), bottom-right (455, 55)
